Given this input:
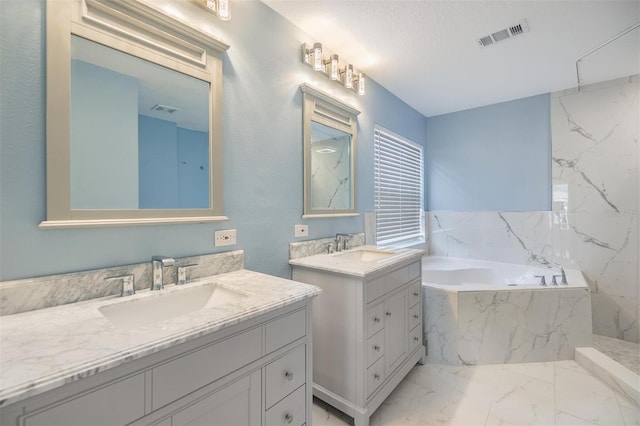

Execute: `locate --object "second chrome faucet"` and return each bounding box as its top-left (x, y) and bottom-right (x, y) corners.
top-left (151, 255), bottom-right (175, 291)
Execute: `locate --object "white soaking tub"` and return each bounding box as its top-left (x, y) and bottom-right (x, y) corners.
top-left (422, 256), bottom-right (592, 365)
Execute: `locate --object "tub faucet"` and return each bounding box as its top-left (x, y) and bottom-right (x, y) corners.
top-left (546, 262), bottom-right (567, 285)
top-left (151, 256), bottom-right (175, 290)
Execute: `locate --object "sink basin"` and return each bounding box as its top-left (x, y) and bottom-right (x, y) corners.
top-left (99, 284), bottom-right (246, 329)
top-left (335, 249), bottom-right (395, 262)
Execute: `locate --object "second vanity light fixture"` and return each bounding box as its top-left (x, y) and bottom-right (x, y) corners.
top-left (301, 42), bottom-right (366, 96)
top-left (203, 0), bottom-right (230, 21)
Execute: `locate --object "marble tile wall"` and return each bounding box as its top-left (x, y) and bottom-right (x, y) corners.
top-left (427, 75), bottom-right (640, 344)
top-left (310, 135), bottom-right (352, 210)
top-left (0, 250), bottom-right (244, 316)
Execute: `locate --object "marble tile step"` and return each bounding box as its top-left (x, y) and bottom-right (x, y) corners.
top-left (575, 347), bottom-right (640, 407)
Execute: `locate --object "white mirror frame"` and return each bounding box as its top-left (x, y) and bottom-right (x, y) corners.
top-left (41, 0), bottom-right (230, 229)
top-left (301, 83), bottom-right (360, 218)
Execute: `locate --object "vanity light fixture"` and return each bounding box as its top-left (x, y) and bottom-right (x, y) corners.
top-left (203, 0), bottom-right (230, 21)
top-left (301, 42), bottom-right (366, 96)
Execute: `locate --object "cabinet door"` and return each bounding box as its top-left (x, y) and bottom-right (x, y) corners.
top-left (171, 370), bottom-right (261, 426)
top-left (383, 290), bottom-right (408, 374)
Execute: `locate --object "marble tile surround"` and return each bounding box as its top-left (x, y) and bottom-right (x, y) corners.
top-left (428, 76), bottom-right (640, 344)
top-left (0, 250), bottom-right (244, 316)
top-left (423, 284), bottom-right (592, 365)
top-left (313, 359), bottom-right (638, 426)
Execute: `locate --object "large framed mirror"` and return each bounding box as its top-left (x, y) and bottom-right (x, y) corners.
top-left (41, 0), bottom-right (229, 228)
top-left (301, 84), bottom-right (360, 218)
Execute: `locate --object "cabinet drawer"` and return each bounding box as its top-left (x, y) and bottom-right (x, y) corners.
top-left (23, 374), bottom-right (145, 426)
top-left (409, 281), bottom-right (422, 308)
top-left (366, 357), bottom-right (385, 397)
top-left (152, 326), bottom-right (262, 410)
top-left (265, 384), bottom-right (306, 426)
top-left (366, 330), bottom-right (384, 367)
top-left (366, 302), bottom-right (384, 337)
top-left (265, 344), bottom-right (306, 409)
top-left (366, 261), bottom-right (421, 303)
top-left (409, 323), bottom-right (422, 353)
top-left (266, 309), bottom-right (307, 354)
top-left (409, 303), bottom-right (422, 330)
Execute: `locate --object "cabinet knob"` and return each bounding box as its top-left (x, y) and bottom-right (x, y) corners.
top-left (413, 314), bottom-right (419, 319)
top-left (285, 413), bottom-right (294, 424)
top-left (373, 316), bottom-right (381, 323)
top-left (386, 312), bottom-right (392, 317)
top-left (374, 344), bottom-right (380, 351)
top-left (414, 336), bottom-right (419, 342)
top-left (374, 373), bottom-right (381, 380)
top-left (284, 370), bottom-right (294, 381)
top-left (413, 292), bottom-right (419, 297)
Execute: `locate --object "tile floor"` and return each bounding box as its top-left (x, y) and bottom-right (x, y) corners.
top-left (312, 360), bottom-right (640, 426)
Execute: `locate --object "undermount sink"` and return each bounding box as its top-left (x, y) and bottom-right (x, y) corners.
top-left (335, 249), bottom-right (396, 262)
top-left (99, 284), bottom-right (246, 329)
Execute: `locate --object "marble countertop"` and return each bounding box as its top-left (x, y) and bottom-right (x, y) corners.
top-left (289, 245), bottom-right (424, 277)
top-left (0, 270), bottom-right (321, 406)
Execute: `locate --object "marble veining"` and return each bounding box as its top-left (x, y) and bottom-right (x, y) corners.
top-left (0, 250), bottom-right (244, 316)
top-left (289, 233), bottom-right (365, 260)
top-left (311, 135), bottom-right (351, 210)
top-left (0, 267), bottom-right (321, 406)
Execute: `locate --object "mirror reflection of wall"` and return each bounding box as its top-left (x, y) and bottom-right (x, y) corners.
top-left (70, 35), bottom-right (210, 210)
top-left (310, 121), bottom-right (352, 210)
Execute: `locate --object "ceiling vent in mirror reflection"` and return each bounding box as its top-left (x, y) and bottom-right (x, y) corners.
top-left (151, 104), bottom-right (180, 114)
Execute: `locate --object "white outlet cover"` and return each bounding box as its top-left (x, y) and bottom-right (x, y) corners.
top-left (214, 229), bottom-right (237, 247)
top-left (294, 224), bottom-right (308, 237)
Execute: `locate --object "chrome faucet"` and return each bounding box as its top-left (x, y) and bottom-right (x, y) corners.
top-left (546, 262), bottom-right (567, 285)
top-left (151, 256), bottom-right (175, 290)
top-left (334, 233), bottom-right (354, 252)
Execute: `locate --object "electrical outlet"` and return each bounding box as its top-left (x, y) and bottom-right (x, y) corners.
top-left (294, 224), bottom-right (308, 237)
top-left (214, 229), bottom-right (237, 247)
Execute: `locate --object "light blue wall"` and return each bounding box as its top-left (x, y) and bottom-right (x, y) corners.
top-left (71, 60), bottom-right (139, 209)
top-left (426, 94), bottom-right (551, 211)
top-left (0, 0), bottom-right (427, 280)
top-left (138, 115), bottom-right (179, 209)
top-left (177, 127), bottom-right (209, 209)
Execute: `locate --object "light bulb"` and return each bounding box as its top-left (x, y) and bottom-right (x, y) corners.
top-left (329, 54), bottom-right (339, 80)
top-left (312, 43), bottom-right (323, 71)
top-left (358, 73), bottom-right (365, 95)
top-left (217, 0), bottom-right (230, 21)
top-left (205, 0), bottom-right (216, 11)
top-left (344, 64), bottom-right (353, 89)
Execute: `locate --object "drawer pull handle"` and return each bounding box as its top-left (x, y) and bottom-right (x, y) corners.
top-left (285, 413), bottom-right (294, 424)
top-left (284, 370), bottom-right (294, 381)
top-left (373, 316), bottom-right (381, 323)
top-left (374, 373), bottom-right (381, 380)
top-left (413, 292), bottom-right (420, 297)
top-left (414, 336), bottom-right (419, 342)
top-left (413, 314), bottom-right (419, 319)
top-left (374, 344), bottom-right (380, 351)
top-left (386, 312), bottom-right (392, 317)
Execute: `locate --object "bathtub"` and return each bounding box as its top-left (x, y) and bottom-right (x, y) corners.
top-left (422, 256), bottom-right (592, 365)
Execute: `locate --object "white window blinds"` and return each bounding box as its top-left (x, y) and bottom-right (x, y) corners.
top-left (374, 125), bottom-right (424, 246)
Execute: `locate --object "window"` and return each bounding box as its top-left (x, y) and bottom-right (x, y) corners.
top-left (374, 125), bottom-right (425, 246)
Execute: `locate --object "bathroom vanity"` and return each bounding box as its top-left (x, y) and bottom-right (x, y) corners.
top-left (0, 261), bottom-right (320, 426)
top-left (290, 245), bottom-right (425, 426)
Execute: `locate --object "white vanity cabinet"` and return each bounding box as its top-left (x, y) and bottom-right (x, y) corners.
top-left (292, 258), bottom-right (424, 426)
top-left (0, 301), bottom-right (313, 426)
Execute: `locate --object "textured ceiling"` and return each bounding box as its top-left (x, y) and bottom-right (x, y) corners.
top-left (261, 0), bottom-right (640, 117)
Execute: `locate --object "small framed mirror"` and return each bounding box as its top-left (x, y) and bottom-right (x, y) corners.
top-left (301, 84), bottom-right (360, 218)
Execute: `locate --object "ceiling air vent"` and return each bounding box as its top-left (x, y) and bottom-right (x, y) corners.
top-left (151, 104), bottom-right (180, 114)
top-left (476, 19), bottom-right (530, 48)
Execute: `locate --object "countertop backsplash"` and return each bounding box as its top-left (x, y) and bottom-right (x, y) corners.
top-left (0, 250), bottom-right (244, 316)
top-left (289, 233), bottom-right (365, 260)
